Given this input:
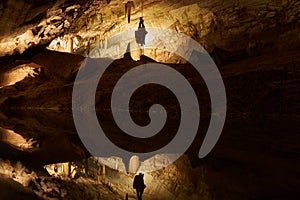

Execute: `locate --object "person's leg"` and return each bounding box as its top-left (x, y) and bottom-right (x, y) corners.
top-left (140, 189), bottom-right (144, 199)
top-left (137, 189), bottom-right (142, 200)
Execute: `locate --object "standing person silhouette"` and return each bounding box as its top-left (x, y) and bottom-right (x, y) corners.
top-left (133, 173), bottom-right (146, 200)
top-left (55, 41), bottom-right (66, 52)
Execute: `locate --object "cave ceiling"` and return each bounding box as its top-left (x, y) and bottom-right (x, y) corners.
top-left (0, 0), bottom-right (299, 58)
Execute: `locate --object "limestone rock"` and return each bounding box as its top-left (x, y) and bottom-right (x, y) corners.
top-left (0, 0), bottom-right (299, 62)
top-left (128, 155), bottom-right (140, 174)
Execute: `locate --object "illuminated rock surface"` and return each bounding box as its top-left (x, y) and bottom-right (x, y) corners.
top-left (0, 0), bottom-right (299, 199)
top-left (0, 0), bottom-right (299, 60)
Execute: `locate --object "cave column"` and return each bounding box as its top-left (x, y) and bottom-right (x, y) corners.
top-left (97, 164), bottom-right (101, 183)
top-left (67, 37), bottom-right (74, 53)
top-left (102, 164), bottom-right (106, 179)
top-left (62, 162), bottom-right (70, 177)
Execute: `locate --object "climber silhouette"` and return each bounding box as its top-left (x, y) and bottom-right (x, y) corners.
top-left (133, 173), bottom-right (146, 200)
top-left (138, 17), bottom-right (145, 28)
top-left (125, 1), bottom-right (135, 23)
top-left (135, 17), bottom-right (147, 46)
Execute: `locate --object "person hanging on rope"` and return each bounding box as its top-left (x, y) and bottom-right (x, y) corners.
top-left (138, 17), bottom-right (145, 28)
top-left (125, 1), bottom-right (135, 23)
top-left (135, 21), bottom-right (147, 46)
top-left (135, 0), bottom-right (147, 47)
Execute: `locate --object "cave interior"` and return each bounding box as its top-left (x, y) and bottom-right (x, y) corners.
top-left (0, 0), bottom-right (299, 199)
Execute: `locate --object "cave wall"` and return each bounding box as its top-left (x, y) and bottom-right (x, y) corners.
top-left (0, 0), bottom-right (299, 61)
top-left (0, 0), bottom-right (299, 199)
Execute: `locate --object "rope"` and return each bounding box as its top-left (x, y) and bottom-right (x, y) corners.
top-left (139, 0), bottom-right (145, 55)
top-left (141, 0), bottom-right (144, 17)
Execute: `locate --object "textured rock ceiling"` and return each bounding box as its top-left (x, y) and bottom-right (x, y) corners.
top-left (0, 0), bottom-right (299, 58)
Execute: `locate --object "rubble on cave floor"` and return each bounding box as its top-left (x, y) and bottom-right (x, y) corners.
top-left (0, 155), bottom-right (210, 200)
top-left (0, 158), bottom-right (126, 199)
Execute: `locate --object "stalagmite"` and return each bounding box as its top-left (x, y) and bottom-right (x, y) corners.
top-left (128, 155), bottom-right (140, 174)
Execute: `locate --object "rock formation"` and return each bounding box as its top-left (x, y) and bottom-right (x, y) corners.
top-left (0, 0), bottom-right (299, 61)
top-left (128, 155), bottom-right (140, 174)
top-left (0, 0), bottom-right (299, 199)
